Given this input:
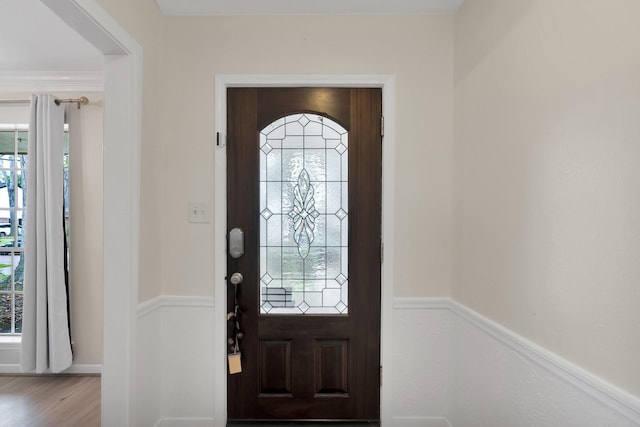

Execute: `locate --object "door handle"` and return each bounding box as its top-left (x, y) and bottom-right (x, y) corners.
top-left (230, 272), bottom-right (244, 285)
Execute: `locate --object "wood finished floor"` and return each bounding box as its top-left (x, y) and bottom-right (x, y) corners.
top-left (0, 375), bottom-right (100, 427)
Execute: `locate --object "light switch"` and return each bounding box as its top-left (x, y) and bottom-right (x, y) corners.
top-left (188, 202), bottom-right (210, 223)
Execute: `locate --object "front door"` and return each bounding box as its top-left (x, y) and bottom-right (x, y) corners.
top-left (226, 88), bottom-right (382, 422)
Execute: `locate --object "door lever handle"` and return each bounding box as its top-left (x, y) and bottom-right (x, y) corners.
top-left (230, 272), bottom-right (244, 285)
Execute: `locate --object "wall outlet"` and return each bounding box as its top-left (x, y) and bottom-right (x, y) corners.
top-left (188, 202), bottom-right (211, 223)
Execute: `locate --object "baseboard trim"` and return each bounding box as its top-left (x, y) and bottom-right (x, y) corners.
top-left (64, 364), bottom-right (102, 374)
top-left (448, 299), bottom-right (640, 424)
top-left (137, 295), bottom-right (215, 319)
top-left (0, 363), bottom-right (102, 374)
top-left (155, 418), bottom-right (214, 427)
top-left (391, 416), bottom-right (452, 427)
top-left (393, 297), bottom-right (451, 310)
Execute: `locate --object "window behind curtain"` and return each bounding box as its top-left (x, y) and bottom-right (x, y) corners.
top-left (0, 125), bottom-right (69, 336)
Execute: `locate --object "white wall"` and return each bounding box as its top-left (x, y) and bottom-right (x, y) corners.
top-left (394, 298), bottom-right (640, 427)
top-left (447, 300), bottom-right (640, 427)
top-left (0, 102), bottom-right (29, 123)
top-left (138, 298), bottom-right (640, 427)
top-left (135, 299), bottom-right (164, 426)
top-left (136, 297), bottom-right (214, 426)
top-left (447, 303), bottom-right (640, 427)
top-left (454, 0), bottom-right (640, 398)
top-left (392, 299), bottom-right (451, 427)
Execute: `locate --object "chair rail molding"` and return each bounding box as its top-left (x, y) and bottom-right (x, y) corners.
top-left (391, 296), bottom-right (640, 426)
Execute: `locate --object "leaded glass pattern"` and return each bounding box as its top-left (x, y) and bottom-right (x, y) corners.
top-left (259, 114), bottom-right (348, 315)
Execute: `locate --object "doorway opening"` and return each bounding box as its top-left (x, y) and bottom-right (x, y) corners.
top-left (214, 75), bottom-right (396, 426)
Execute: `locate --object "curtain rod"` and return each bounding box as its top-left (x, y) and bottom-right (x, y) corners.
top-left (0, 96), bottom-right (90, 109)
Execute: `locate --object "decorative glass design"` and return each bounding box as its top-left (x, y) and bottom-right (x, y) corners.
top-left (290, 170), bottom-right (319, 259)
top-left (259, 114), bottom-right (348, 315)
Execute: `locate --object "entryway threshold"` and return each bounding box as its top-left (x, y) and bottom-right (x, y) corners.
top-left (227, 421), bottom-right (380, 426)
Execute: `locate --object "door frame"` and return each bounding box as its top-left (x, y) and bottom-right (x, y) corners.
top-left (29, 1), bottom-right (142, 425)
top-left (214, 74), bottom-right (396, 426)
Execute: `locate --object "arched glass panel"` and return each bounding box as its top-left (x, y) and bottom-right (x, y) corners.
top-left (259, 114), bottom-right (348, 315)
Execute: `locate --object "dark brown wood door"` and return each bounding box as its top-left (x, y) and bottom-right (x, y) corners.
top-left (227, 88), bottom-right (381, 422)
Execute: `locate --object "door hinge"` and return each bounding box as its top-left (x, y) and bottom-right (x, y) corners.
top-left (381, 115), bottom-right (385, 138)
top-left (380, 241), bottom-right (384, 263)
top-left (380, 366), bottom-right (383, 386)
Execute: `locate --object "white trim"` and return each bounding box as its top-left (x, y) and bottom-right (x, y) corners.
top-left (63, 364), bottom-right (103, 374)
top-left (391, 416), bottom-right (453, 427)
top-left (393, 297), bottom-right (451, 310)
top-left (0, 363), bottom-right (102, 374)
top-left (0, 364), bottom-right (21, 373)
top-left (101, 53), bottom-right (141, 427)
top-left (41, 0), bottom-right (129, 56)
top-left (0, 71), bottom-right (104, 92)
top-left (449, 299), bottom-right (640, 425)
top-left (155, 418), bottom-right (215, 427)
top-left (213, 75), bottom-right (228, 427)
top-left (0, 337), bottom-right (21, 348)
top-left (392, 297), bottom-right (640, 425)
top-left (156, 0), bottom-right (464, 16)
top-left (214, 74), bottom-right (397, 426)
top-left (379, 75), bottom-right (396, 427)
top-left (0, 363), bottom-right (24, 375)
top-left (137, 295), bottom-right (215, 319)
top-left (215, 73), bottom-right (396, 88)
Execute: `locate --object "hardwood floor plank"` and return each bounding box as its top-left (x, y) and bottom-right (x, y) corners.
top-left (0, 375), bottom-right (100, 427)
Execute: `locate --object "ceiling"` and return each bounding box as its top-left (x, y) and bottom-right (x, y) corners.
top-left (0, 0), bottom-right (464, 73)
top-left (0, 0), bottom-right (103, 72)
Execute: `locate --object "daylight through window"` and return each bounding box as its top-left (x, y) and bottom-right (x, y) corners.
top-left (0, 125), bottom-right (69, 336)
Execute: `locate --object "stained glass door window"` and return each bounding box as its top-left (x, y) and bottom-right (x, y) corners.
top-left (259, 114), bottom-right (348, 315)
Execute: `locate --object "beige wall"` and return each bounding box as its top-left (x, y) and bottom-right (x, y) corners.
top-left (95, 0), bottom-right (166, 302)
top-left (160, 15), bottom-right (455, 297)
top-left (91, 2), bottom-right (455, 299)
top-left (68, 93), bottom-right (104, 364)
top-left (454, 0), bottom-right (640, 396)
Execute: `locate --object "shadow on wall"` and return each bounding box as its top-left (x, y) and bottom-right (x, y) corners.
top-left (454, 0), bottom-right (535, 83)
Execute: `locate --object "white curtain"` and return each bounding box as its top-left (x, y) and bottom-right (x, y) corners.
top-left (20, 94), bottom-right (72, 373)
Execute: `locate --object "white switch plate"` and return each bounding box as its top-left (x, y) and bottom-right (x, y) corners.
top-left (188, 202), bottom-right (211, 223)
